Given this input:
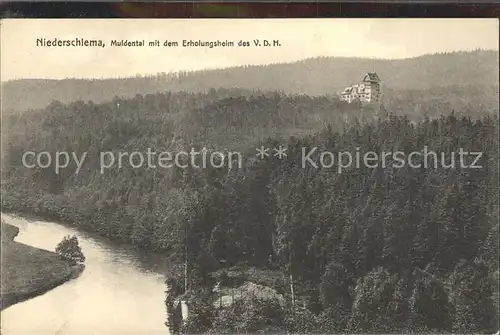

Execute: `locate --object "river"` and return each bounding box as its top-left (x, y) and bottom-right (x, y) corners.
top-left (1, 213), bottom-right (171, 335)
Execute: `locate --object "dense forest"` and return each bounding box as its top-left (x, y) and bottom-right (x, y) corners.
top-left (3, 50), bottom-right (498, 112)
top-left (1, 82), bottom-right (499, 332)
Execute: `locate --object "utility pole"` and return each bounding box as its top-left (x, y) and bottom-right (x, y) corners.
top-left (184, 222), bottom-right (188, 293)
top-left (289, 239), bottom-right (295, 310)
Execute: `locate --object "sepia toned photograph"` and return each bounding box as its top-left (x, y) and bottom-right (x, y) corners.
top-left (0, 18), bottom-right (499, 334)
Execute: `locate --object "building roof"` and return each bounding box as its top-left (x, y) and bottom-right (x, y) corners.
top-left (341, 87), bottom-right (353, 94)
top-left (363, 72), bottom-right (380, 82)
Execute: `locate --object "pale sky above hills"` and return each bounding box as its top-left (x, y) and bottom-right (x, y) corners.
top-left (1, 18), bottom-right (498, 81)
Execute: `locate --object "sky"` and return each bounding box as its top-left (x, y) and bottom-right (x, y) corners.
top-left (1, 18), bottom-right (498, 81)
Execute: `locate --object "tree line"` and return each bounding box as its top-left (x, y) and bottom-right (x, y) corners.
top-left (1, 89), bottom-right (498, 333)
top-left (3, 50), bottom-right (498, 112)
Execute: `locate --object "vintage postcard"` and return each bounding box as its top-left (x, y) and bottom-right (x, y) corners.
top-left (1, 18), bottom-right (499, 334)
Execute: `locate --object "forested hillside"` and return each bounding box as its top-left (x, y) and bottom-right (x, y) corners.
top-left (1, 86), bottom-right (498, 333)
top-left (2, 50), bottom-right (498, 112)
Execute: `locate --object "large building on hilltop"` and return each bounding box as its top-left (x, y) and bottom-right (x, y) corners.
top-left (340, 72), bottom-right (381, 104)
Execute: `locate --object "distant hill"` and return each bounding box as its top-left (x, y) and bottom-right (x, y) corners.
top-left (2, 50), bottom-right (498, 112)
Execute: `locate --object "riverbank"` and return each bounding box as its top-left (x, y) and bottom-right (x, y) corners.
top-left (1, 222), bottom-right (84, 311)
top-left (0, 202), bottom-right (175, 256)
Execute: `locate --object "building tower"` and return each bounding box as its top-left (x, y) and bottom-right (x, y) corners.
top-left (362, 72), bottom-right (381, 103)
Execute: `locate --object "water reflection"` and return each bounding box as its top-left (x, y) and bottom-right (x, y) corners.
top-left (1, 213), bottom-right (170, 335)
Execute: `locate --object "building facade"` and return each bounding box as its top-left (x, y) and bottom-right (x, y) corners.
top-left (340, 72), bottom-right (381, 103)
